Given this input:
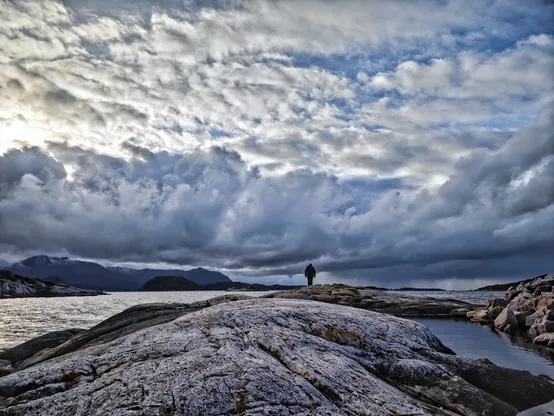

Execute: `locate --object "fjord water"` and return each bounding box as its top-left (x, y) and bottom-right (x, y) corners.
top-left (1, 290), bottom-right (553, 378)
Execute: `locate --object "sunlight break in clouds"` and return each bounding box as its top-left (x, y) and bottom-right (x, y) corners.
top-left (0, 0), bottom-right (553, 288)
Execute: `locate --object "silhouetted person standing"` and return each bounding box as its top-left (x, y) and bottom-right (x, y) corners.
top-left (304, 263), bottom-right (316, 286)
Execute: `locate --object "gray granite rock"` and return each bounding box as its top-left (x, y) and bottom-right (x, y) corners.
top-left (16, 294), bottom-right (250, 370)
top-left (1, 298), bottom-right (554, 416)
top-left (0, 329), bottom-right (84, 367)
top-left (266, 284), bottom-right (478, 317)
top-left (494, 308), bottom-right (519, 333)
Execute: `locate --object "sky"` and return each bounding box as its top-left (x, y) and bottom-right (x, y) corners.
top-left (0, 0), bottom-right (553, 289)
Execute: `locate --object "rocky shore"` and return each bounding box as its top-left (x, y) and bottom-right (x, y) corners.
top-left (0, 270), bottom-right (104, 298)
top-left (467, 273), bottom-right (554, 348)
top-left (1, 294), bottom-right (554, 415)
top-left (265, 284), bottom-right (480, 316)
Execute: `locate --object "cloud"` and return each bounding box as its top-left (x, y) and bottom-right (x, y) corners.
top-left (0, 0), bottom-right (553, 287)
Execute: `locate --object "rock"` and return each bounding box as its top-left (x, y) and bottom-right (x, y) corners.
top-left (533, 333), bottom-right (554, 348)
top-left (0, 270), bottom-right (105, 298)
top-left (0, 328), bottom-right (84, 366)
top-left (514, 310), bottom-right (532, 327)
top-left (507, 292), bottom-right (535, 314)
top-left (505, 286), bottom-right (519, 302)
top-left (494, 307), bottom-right (519, 333)
top-left (535, 285), bottom-right (552, 295)
top-left (1, 298), bottom-right (554, 415)
top-left (0, 359), bottom-right (12, 377)
top-left (267, 284), bottom-right (478, 317)
top-left (483, 273), bottom-right (554, 341)
top-left (487, 297), bottom-right (507, 309)
top-left (16, 294), bottom-right (251, 370)
top-left (529, 317), bottom-right (554, 338)
top-left (490, 306), bottom-right (505, 320)
top-left (525, 311), bottom-right (541, 327)
top-left (450, 307), bottom-right (472, 317)
top-left (468, 309), bottom-right (492, 324)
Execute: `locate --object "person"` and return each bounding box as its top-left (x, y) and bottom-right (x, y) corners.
top-left (304, 263), bottom-right (316, 286)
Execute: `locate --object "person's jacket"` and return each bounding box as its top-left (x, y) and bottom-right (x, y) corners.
top-left (305, 265), bottom-right (316, 278)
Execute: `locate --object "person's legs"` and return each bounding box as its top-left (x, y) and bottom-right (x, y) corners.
top-left (307, 277), bottom-right (313, 286)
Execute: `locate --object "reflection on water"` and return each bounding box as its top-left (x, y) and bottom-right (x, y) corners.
top-left (413, 317), bottom-right (554, 378)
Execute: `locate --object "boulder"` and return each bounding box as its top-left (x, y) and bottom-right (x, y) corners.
top-left (468, 309), bottom-right (492, 324)
top-left (525, 311), bottom-right (541, 328)
top-left (450, 307), bottom-right (472, 317)
top-left (534, 285), bottom-right (552, 295)
top-left (494, 307), bottom-right (519, 333)
top-left (533, 333), bottom-right (554, 349)
top-left (1, 298), bottom-right (554, 415)
top-left (490, 306), bottom-right (505, 320)
top-left (507, 292), bottom-right (535, 314)
top-left (487, 297), bottom-right (507, 309)
top-left (529, 316), bottom-right (554, 338)
top-left (514, 310), bottom-right (532, 327)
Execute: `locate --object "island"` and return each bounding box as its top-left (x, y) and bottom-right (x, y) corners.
top-left (0, 270), bottom-right (105, 299)
top-left (139, 275), bottom-right (202, 291)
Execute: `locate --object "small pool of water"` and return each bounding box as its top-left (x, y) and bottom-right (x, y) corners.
top-left (413, 317), bottom-right (554, 378)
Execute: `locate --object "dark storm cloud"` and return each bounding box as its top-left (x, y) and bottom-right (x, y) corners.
top-left (0, 0), bottom-right (553, 287)
top-left (1, 103), bottom-right (553, 286)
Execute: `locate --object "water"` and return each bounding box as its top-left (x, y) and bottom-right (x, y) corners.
top-left (1, 290), bottom-right (552, 380)
top-left (413, 317), bottom-right (554, 378)
top-left (0, 291), bottom-right (272, 350)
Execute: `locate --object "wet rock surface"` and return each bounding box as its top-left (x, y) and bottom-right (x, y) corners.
top-left (266, 284), bottom-right (479, 316)
top-left (1, 298), bottom-right (554, 415)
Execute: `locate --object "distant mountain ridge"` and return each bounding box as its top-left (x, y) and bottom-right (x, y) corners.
top-left (5, 255), bottom-right (232, 291)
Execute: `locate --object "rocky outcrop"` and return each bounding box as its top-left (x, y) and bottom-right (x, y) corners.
top-left (0, 270), bottom-right (104, 298)
top-left (0, 329), bottom-right (84, 374)
top-left (266, 284), bottom-right (480, 316)
top-left (14, 295), bottom-right (251, 371)
top-left (1, 297), bottom-right (553, 415)
top-left (477, 273), bottom-right (554, 347)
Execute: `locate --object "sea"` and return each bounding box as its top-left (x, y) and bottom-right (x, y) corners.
top-left (1, 290), bottom-right (553, 378)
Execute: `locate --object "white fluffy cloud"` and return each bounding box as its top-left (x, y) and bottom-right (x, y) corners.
top-left (0, 0), bottom-right (553, 287)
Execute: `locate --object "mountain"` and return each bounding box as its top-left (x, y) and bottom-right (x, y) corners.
top-left (6, 255), bottom-right (232, 291)
top-left (139, 276), bottom-right (201, 291)
top-left (111, 266), bottom-right (233, 287)
top-left (474, 274), bottom-right (546, 291)
top-left (0, 270), bottom-right (103, 298)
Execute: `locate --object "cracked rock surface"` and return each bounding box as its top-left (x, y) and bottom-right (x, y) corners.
top-left (1, 298), bottom-right (553, 416)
